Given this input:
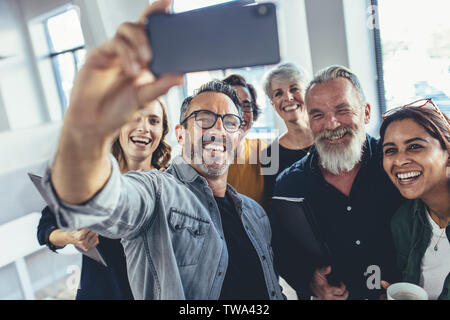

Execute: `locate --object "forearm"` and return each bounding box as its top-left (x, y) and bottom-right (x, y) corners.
top-left (51, 123), bottom-right (112, 204)
top-left (48, 229), bottom-right (73, 247)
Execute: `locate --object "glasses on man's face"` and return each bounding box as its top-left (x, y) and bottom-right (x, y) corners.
top-left (181, 110), bottom-right (243, 133)
top-left (241, 101), bottom-right (255, 114)
top-left (382, 98), bottom-right (449, 125)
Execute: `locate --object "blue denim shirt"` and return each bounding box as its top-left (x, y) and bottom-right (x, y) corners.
top-left (41, 155), bottom-right (283, 300)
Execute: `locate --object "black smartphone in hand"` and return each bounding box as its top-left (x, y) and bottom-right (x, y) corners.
top-left (145, 2), bottom-right (280, 76)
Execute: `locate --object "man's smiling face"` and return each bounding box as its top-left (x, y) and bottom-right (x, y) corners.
top-left (177, 91), bottom-right (241, 177)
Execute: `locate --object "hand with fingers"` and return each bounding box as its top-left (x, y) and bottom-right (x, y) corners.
top-left (52, 0), bottom-right (184, 204)
top-left (69, 228), bottom-right (100, 252)
top-left (66, 0), bottom-right (184, 138)
top-left (310, 266), bottom-right (349, 300)
top-left (379, 280), bottom-right (391, 300)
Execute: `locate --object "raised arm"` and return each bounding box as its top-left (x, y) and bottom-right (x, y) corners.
top-left (51, 0), bottom-right (183, 204)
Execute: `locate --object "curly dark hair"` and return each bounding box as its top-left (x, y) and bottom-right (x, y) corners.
top-left (112, 99), bottom-right (172, 171)
top-left (222, 74), bottom-right (262, 122)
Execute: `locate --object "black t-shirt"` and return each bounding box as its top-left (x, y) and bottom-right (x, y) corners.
top-left (215, 195), bottom-right (269, 300)
top-left (262, 141), bottom-right (311, 201)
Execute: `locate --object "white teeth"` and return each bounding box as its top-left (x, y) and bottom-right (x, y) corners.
top-left (203, 144), bottom-right (225, 152)
top-left (324, 127), bottom-right (348, 140)
top-left (284, 105), bottom-right (298, 111)
top-left (397, 171), bottom-right (422, 180)
top-left (131, 137), bottom-right (150, 145)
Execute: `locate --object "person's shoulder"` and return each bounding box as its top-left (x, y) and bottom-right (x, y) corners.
top-left (367, 134), bottom-right (384, 160)
top-left (391, 199), bottom-right (421, 229)
top-left (238, 193), bottom-right (267, 218)
top-left (123, 169), bottom-right (181, 188)
top-left (273, 156), bottom-right (310, 196)
top-left (245, 137), bottom-right (269, 149)
top-left (277, 155), bottom-right (309, 182)
top-left (261, 139), bottom-right (275, 153)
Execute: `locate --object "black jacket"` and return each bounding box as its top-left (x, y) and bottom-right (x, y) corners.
top-left (37, 206), bottom-right (134, 300)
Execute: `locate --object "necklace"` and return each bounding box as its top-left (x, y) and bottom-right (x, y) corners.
top-left (433, 228), bottom-right (446, 251)
top-left (426, 206), bottom-right (448, 252)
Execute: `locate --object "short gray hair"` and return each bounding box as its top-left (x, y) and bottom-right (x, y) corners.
top-left (262, 63), bottom-right (310, 99)
top-left (179, 80), bottom-right (242, 124)
top-left (305, 65), bottom-right (366, 103)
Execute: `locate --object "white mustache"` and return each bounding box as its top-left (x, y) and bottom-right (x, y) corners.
top-left (317, 127), bottom-right (352, 141)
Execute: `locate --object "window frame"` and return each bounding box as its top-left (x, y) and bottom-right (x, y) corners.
top-left (43, 8), bottom-right (85, 114)
top-left (370, 0), bottom-right (388, 116)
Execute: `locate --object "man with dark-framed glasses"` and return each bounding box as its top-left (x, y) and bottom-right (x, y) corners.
top-left (42, 78), bottom-right (283, 300)
top-left (38, 0), bottom-right (283, 300)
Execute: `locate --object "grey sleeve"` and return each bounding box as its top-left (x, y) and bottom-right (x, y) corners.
top-left (40, 154), bottom-right (158, 239)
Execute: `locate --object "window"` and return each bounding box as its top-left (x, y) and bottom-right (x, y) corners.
top-left (44, 8), bottom-right (86, 112)
top-left (172, 0), bottom-right (277, 140)
top-left (374, 0), bottom-right (450, 115)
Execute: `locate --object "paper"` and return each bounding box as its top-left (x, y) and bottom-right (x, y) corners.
top-left (74, 246), bottom-right (108, 267)
top-left (28, 173), bottom-right (108, 267)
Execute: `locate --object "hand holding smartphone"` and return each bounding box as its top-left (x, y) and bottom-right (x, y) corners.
top-left (145, 2), bottom-right (281, 76)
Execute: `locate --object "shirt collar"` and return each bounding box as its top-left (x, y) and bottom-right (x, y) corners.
top-left (170, 156), bottom-right (203, 183)
top-left (170, 155), bottom-right (244, 207)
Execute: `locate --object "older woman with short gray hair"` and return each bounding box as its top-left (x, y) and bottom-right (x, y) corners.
top-left (261, 63), bottom-right (314, 202)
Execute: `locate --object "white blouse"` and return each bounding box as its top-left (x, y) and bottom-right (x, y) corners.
top-left (419, 210), bottom-right (450, 300)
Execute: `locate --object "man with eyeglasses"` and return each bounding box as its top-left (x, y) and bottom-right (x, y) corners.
top-left (38, 1), bottom-right (282, 300)
top-left (222, 74), bottom-right (269, 209)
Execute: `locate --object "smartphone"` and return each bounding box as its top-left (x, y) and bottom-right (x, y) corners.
top-left (145, 2), bottom-right (280, 76)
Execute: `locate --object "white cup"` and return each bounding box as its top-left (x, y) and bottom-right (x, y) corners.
top-left (387, 282), bottom-right (428, 300)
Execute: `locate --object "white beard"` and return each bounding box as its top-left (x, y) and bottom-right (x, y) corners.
top-left (315, 125), bottom-right (366, 175)
top-left (183, 130), bottom-right (234, 177)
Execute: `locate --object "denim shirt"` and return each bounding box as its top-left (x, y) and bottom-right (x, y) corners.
top-left (41, 155), bottom-right (283, 300)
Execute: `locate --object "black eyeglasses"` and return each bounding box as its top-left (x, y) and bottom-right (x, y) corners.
top-left (241, 101), bottom-right (255, 114)
top-left (181, 110), bottom-right (243, 133)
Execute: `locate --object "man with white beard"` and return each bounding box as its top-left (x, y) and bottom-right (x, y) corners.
top-left (270, 65), bottom-right (405, 300)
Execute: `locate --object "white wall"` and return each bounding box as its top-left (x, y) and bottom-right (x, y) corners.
top-left (305, 0), bottom-right (349, 71)
top-left (304, 0), bottom-right (381, 135)
top-left (0, 0), bottom-right (50, 132)
top-left (343, 0), bottom-right (381, 136)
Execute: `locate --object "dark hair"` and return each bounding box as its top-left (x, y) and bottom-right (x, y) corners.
top-left (222, 74), bottom-right (262, 122)
top-left (179, 80), bottom-right (242, 125)
top-left (379, 106), bottom-right (450, 151)
top-left (112, 99), bottom-right (172, 171)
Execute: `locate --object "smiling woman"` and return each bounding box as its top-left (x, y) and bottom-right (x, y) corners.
top-left (260, 63), bottom-right (314, 204)
top-left (379, 103), bottom-right (450, 300)
top-left (112, 99), bottom-right (171, 172)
